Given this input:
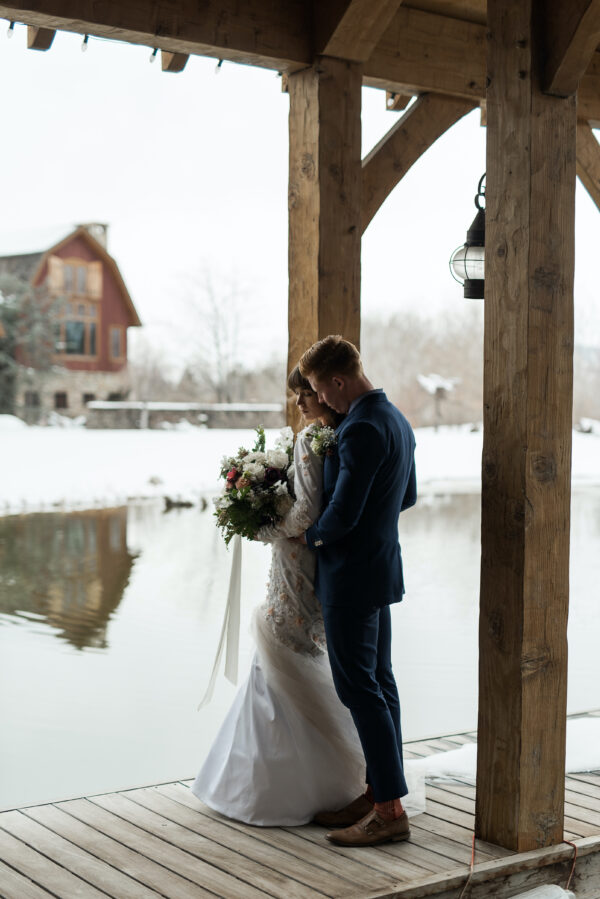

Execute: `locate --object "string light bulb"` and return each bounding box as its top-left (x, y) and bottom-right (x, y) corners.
top-left (81, 34), bottom-right (89, 52)
top-left (149, 48), bottom-right (158, 63)
top-left (7, 21), bottom-right (15, 38)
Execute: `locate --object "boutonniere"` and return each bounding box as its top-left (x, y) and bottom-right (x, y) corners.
top-left (307, 423), bottom-right (338, 457)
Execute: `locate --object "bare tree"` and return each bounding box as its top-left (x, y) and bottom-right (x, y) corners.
top-left (184, 272), bottom-right (247, 403)
top-left (361, 305), bottom-right (484, 427)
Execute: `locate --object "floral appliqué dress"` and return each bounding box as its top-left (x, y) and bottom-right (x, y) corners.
top-left (192, 428), bottom-right (365, 825)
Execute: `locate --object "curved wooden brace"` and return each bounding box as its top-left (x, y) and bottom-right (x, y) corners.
top-left (576, 120), bottom-right (600, 209)
top-left (361, 93), bottom-right (476, 234)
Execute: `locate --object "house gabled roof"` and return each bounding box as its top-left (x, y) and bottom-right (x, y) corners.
top-left (0, 225), bottom-right (141, 327)
top-left (33, 226), bottom-right (142, 327)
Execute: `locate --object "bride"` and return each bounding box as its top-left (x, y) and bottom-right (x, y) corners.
top-left (192, 365), bottom-right (366, 825)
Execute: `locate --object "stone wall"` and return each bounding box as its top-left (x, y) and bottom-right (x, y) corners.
top-left (16, 366), bottom-right (131, 423)
top-left (85, 401), bottom-right (285, 430)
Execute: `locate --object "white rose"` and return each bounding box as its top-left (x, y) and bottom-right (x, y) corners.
top-left (266, 449), bottom-right (289, 469)
top-left (242, 462), bottom-right (266, 481)
top-left (244, 451), bottom-right (267, 464)
top-left (275, 426), bottom-right (293, 449)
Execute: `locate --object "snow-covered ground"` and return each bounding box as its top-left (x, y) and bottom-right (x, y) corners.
top-left (1, 415), bottom-right (600, 516)
top-left (406, 716), bottom-right (600, 780)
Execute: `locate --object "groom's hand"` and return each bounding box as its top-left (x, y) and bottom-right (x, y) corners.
top-left (289, 533), bottom-right (307, 545)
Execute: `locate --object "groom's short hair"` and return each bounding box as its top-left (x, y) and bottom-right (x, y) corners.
top-left (299, 335), bottom-right (363, 380)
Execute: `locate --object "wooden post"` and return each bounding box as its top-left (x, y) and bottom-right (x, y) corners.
top-left (287, 57), bottom-right (361, 426)
top-left (477, 0), bottom-right (575, 851)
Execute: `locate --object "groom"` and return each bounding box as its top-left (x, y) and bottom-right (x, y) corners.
top-left (297, 334), bottom-right (416, 847)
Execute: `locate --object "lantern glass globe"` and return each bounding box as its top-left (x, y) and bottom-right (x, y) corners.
top-left (450, 244), bottom-right (485, 282)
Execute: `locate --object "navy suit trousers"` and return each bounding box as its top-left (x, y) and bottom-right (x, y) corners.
top-left (321, 604), bottom-right (408, 802)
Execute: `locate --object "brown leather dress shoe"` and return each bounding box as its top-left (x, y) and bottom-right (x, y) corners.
top-left (313, 793), bottom-right (374, 828)
top-left (326, 809), bottom-right (410, 846)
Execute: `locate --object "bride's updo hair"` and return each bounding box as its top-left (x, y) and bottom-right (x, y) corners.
top-left (287, 364), bottom-right (312, 392)
top-left (299, 334), bottom-right (363, 380)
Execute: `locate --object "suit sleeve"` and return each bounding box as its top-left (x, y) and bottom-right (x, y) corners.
top-left (306, 421), bottom-right (384, 549)
top-left (401, 457), bottom-right (417, 511)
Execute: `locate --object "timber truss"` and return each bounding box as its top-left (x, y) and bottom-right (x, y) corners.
top-left (3, 0), bottom-right (600, 857)
top-left (3, 3), bottom-right (600, 224)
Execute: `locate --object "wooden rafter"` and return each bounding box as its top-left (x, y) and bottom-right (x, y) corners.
top-left (26, 24), bottom-right (55, 50)
top-left (5, 2), bottom-right (600, 125)
top-left (385, 91), bottom-right (413, 111)
top-left (161, 51), bottom-right (188, 73)
top-left (544, 0), bottom-right (600, 97)
top-left (576, 121), bottom-right (600, 210)
top-left (364, 7), bottom-right (486, 100)
top-left (361, 93), bottom-right (475, 233)
top-left (0, 1), bottom-right (311, 71)
top-left (314, 0), bottom-right (404, 62)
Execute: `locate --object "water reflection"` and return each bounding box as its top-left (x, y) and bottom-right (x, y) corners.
top-left (0, 508), bottom-right (137, 649)
top-left (0, 490), bottom-right (599, 812)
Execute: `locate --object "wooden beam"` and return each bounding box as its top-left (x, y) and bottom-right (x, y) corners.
top-left (576, 121), bottom-right (600, 210)
top-left (544, 0), bottom-right (600, 97)
top-left (314, 0), bottom-right (404, 63)
top-left (161, 51), bottom-right (188, 74)
top-left (364, 7), bottom-right (487, 100)
top-left (287, 57), bottom-right (361, 428)
top-left (385, 91), bottom-right (412, 111)
top-left (477, 0), bottom-right (575, 853)
top-left (26, 24), bottom-right (55, 50)
top-left (0, 1), bottom-right (311, 71)
top-left (578, 51), bottom-right (600, 127)
top-left (6, 1), bottom-right (600, 126)
top-left (361, 92), bottom-right (475, 233)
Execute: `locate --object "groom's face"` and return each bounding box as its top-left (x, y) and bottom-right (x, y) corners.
top-left (308, 375), bottom-right (348, 413)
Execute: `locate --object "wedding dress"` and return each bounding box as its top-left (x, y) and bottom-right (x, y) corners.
top-left (192, 428), bottom-right (367, 824)
top-left (192, 427), bottom-right (424, 826)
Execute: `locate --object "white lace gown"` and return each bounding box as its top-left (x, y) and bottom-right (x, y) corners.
top-left (192, 428), bottom-right (366, 825)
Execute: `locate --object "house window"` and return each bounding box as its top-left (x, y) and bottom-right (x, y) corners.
top-left (64, 265), bottom-right (74, 292)
top-left (108, 392), bottom-right (124, 401)
top-left (53, 322), bottom-right (65, 353)
top-left (55, 304), bottom-right (98, 358)
top-left (76, 266), bottom-right (87, 294)
top-left (110, 327), bottom-right (123, 359)
top-left (83, 393), bottom-right (96, 405)
top-left (24, 391), bottom-right (40, 407)
top-left (65, 321), bottom-right (85, 354)
top-left (54, 392), bottom-right (68, 409)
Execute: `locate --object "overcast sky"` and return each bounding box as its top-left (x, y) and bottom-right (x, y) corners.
top-left (2, 22), bottom-right (600, 371)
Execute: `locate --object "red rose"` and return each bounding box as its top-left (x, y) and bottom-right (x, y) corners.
top-left (264, 466), bottom-right (283, 486)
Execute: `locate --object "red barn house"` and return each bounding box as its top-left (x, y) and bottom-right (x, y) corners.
top-left (0, 223), bottom-right (141, 420)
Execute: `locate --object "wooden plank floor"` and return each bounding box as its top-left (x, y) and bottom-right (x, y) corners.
top-left (1, 719), bottom-right (600, 899)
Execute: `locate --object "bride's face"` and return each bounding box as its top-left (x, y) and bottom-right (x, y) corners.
top-left (294, 388), bottom-right (329, 423)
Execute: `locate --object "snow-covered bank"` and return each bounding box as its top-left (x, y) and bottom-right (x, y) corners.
top-left (1, 418), bottom-right (600, 516)
top-left (406, 715), bottom-right (600, 781)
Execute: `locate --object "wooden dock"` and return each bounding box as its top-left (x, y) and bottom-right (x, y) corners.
top-left (2, 727), bottom-right (600, 899)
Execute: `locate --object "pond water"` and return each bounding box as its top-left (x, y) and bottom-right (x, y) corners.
top-left (1, 490), bottom-right (600, 811)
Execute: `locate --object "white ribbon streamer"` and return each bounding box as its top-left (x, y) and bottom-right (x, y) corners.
top-left (198, 534), bottom-right (242, 709)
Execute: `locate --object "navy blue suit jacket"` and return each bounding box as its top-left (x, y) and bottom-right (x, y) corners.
top-left (306, 391), bottom-right (416, 610)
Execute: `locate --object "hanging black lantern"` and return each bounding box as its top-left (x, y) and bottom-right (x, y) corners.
top-left (449, 174), bottom-right (485, 300)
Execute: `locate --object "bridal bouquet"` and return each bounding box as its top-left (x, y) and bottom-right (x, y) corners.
top-left (214, 426), bottom-right (295, 545)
